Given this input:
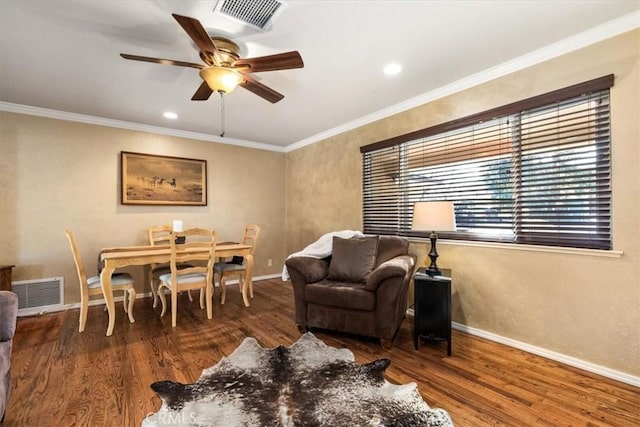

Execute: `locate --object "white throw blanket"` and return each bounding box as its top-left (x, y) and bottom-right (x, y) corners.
top-left (281, 230), bottom-right (364, 281)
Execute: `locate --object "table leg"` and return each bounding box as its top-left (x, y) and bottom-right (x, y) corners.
top-left (100, 264), bottom-right (117, 337)
top-left (241, 254), bottom-right (254, 307)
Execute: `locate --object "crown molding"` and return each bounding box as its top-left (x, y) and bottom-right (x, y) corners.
top-left (285, 10), bottom-right (640, 153)
top-left (2, 10), bottom-right (637, 155)
top-left (0, 101), bottom-right (286, 153)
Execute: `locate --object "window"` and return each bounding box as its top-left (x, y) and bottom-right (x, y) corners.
top-left (361, 75), bottom-right (613, 250)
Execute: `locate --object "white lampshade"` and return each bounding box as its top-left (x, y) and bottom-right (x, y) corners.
top-left (172, 220), bottom-right (183, 232)
top-left (412, 201), bottom-right (456, 232)
top-left (199, 66), bottom-right (242, 93)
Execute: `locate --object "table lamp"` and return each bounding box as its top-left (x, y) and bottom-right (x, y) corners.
top-left (412, 201), bottom-right (456, 276)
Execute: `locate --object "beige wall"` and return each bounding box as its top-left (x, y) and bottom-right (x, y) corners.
top-left (285, 29), bottom-right (640, 376)
top-left (0, 113), bottom-right (287, 303)
top-left (1, 29), bottom-right (637, 378)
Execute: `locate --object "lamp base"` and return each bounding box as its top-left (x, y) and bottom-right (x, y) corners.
top-left (426, 264), bottom-right (442, 277)
top-left (426, 231), bottom-right (441, 276)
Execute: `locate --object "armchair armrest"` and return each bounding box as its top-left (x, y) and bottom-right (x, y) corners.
top-left (372, 254), bottom-right (416, 341)
top-left (285, 257), bottom-right (330, 330)
top-left (0, 291), bottom-right (18, 342)
top-left (285, 257), bottom-right (330, 284)
top-left (364, 255), bottom-right (415, 291)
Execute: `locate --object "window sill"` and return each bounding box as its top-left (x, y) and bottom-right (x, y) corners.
top-left (408, 238), bottom-right (623, 259)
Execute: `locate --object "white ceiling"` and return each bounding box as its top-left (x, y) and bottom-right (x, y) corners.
top-left (1, 1), bottom-right (639, 151)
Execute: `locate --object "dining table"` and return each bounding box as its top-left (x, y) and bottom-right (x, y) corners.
top-left (99, 242), bottom-right (253, 336)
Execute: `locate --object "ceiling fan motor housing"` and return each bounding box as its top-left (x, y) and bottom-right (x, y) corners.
top-left (199, 37), bottom-right (241, 66)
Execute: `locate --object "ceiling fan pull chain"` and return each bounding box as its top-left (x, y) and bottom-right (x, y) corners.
top-left (220, 91), bottom-right (225, 138)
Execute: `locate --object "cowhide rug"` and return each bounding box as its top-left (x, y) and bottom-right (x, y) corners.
top-left (142, 333), bottom-right (454, 426)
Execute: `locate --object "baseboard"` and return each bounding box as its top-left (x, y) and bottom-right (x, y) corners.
top-left (452, 322), bottom-right (640, 387)
top-left (218, 273), bottom-right (282, 285)
top-left (406, 309), bottom-right (639, 387)
top-left (56, 292), bottom-right (153, 313)
top-left (255, 273), bottom-right (282, 280)
top-left (26, 273), bottom-right (283, 314)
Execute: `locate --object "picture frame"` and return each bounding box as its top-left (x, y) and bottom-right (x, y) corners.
top-left (121, 151), bottom-right (207, 206)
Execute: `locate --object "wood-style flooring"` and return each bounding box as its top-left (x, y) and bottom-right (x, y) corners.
top-left (6, 279), bottom-right (639, 426)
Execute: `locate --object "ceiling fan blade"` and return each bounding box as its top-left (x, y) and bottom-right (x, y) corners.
top-left (192, 81), bottom-right (213, 101)
top-left (234, 51), bottom-right (304, 73)
top-left (171, 13), bottom-right (221, 65)
top-left (239, 74), bottom-right (284, 103)
top-left (120, 53), bottom-right (203, 70)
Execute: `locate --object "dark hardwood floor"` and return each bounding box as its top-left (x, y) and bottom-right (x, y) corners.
top-left (6, 279), bottom-right (639, 426)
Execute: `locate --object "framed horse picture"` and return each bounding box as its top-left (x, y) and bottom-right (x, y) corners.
top-left (121, 151), bottom-right (207, 205)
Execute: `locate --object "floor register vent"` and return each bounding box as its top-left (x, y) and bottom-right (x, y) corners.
top-left (12, 277), bottom-right (64, 317)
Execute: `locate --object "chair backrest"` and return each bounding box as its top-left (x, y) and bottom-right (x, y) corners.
top-left (242, 224), bottom-right (260, 256)
top-left (149, 225), bottom-right (173, 269)
top-left (64, 230), bottom-right (89, 298)
top-left (149, 225), bottom-right (173, 246)
top-left (169, 228), bottom-right (217, 284)
top-left (375, 236), bottom-right (410, 266)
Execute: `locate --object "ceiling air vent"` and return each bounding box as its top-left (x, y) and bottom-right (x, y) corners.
top-left (214, 0), bottom-right (285, 31)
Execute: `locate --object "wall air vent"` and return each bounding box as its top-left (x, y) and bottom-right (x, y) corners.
top-left (12, 277), bottom-right (64, 317)
top-left (213, 0), bottom-right (285, 31)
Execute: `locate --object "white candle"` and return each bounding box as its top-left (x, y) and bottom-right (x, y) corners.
top-left (172, 220), bottom-right (183, 232)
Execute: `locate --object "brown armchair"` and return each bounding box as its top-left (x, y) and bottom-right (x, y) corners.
top-left (285, 235), bottom-right (416, 348)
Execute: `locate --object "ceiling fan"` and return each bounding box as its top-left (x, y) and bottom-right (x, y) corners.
top-left (120, 13), bottom-right (304, 103)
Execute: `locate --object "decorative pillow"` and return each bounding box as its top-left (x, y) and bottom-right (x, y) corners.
top-left (327, 236), bottom-right (379, 283)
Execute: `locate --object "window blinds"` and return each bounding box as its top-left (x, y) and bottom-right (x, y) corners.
top-left (361, 75), bottom-right (613, 250)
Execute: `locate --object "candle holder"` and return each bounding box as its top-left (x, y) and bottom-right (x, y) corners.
top-left (172, 220), bottom-right (185, 244)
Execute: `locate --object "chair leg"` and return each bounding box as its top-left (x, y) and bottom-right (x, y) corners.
top-left (171, 288), bottom-right (178, 328)
top-left (150, 275), bottom-right (158, 308)
top-left (245, 273), bottom-right (253, 299)
top-left (187, 290), bottom-right (194, 302)
top-left (199, 286), bottom-right (205, 309)
top-left (158, 284), bottom-right (167, 317)
top-left (220, 275), bottom-right (227, 305)
top-left (206, 283), bottom-right (213, 319)
top-left (126, 288), bottom-right (136, 323)
top-left (79, 294), bottom-right (89, 333)
top-left (236, 274), bottom-right (244, 300)
top-left (123, 290), bottom-right (128, 313)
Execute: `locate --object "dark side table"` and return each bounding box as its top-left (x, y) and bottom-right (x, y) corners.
top-left (0, 265), bottom-right (14, 291)
top-left (413, 267), bottom-right (452, 356)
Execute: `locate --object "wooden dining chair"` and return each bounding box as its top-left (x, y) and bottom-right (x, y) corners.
top-left (148, 225), bottom-right (172, 308)
top-left (148, 225), bottom-right (196, 308)
top-left (64, 230), bottom-right (136, 333)
top-left (157, 228), bottom-right (216, 327)
top-left (214, 224), bottom-right (260, 305)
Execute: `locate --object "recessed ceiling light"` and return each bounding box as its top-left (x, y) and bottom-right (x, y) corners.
top-left (163, 111), bottom-right (178, 119)
top-left (383, 63), bottom-right (402, 76)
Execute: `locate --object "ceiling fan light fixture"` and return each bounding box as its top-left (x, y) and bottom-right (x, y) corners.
top-left (199, 66), bottom-right (242, 93)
